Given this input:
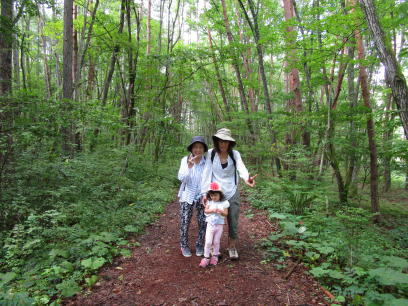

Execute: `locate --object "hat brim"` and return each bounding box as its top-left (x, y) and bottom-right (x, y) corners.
top-left (187, 141), bottom-right (208, 152)
top-left (207, 189), bottom-right (225, 198)
top-left (212, 135), bottom-right (236, 148)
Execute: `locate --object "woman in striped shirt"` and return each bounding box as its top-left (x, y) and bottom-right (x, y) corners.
top-left (178, 136), bottom-right (208, 257)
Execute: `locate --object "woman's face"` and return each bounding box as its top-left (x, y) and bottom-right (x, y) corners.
top-left (218, 140), bottom-right (230, 153)
top-left (191, 143), bottom-right (205, 156)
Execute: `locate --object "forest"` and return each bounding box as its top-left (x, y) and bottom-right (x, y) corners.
top-left (0, 0), bottom-right (407, 304)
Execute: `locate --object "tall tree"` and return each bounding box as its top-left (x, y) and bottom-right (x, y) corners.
top-left (237, 0), bottom-right (272, 114)
top-left (146, 0), bottom-right (152, 55)
top-left (39, 5), bottom-right (52, 98)
top-left (359, 0), bottom-right (408, 140)
top-left (101, 0), bottom-right (126, 105)
top-left (353, 0), bottom-right (380, 219)
top-left (0, 0), bottom-right (13, 95)
top-left (283, 0), bottom-right (308, 150)
top-left (0, 0), bottom-right (14, 178)
top-left (220, 0), bottom-right (255, 140)
top-left (61, 0), bottom-right (74, 156)
top-left (207, 28), bottom-right (231, 120)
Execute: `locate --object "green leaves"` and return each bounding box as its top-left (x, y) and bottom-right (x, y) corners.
top-left (0, 147), bottom-right (176, 303)
top-left (0, 272), bottom-right (17, 287)
top-left (85, 275), bottom-right (99, 288)
top-left (56, 280), bottom-right (81, 297)
top-left (310, 266), bottom-right (346, 280)
top-left (124, 225), bottom-right (141, 233)
top-left (368, 268), bottom-right (408, 286)
top-left (382, 256), bottom-right (408, 270)
top-left (269, 212), bottom-right (287, 220)
top-left (49, 248), bottom-right (69, 260)
top-left (81, 257), bottom-right (106, 271)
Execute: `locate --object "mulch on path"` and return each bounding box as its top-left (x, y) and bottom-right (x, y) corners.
top-left (65, 193), bottom-right (329, 305)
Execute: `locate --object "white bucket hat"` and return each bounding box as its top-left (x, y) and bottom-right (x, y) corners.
top-left (212, 128), bottom-right (236, 148)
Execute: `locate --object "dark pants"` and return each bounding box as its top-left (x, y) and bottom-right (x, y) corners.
top-left (179, 201), bottom-right (206, 249)
top-left (227, 190), bottom-right (241, 240)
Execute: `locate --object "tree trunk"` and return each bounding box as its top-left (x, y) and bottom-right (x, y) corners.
top-left (74, 0), bottom-right (100, 96)
top-left (235, 9), bottom-right (255, 113)
top-left (207, 28), bottom-right (231, 120)
top-left (157, 0), bottom-right (165, 53)
top-left (101, 0), bottom-right (126, 105)
top-left (353, 0), bottom-right (380, 220)
top-left (220, 0), bottom-right (255, 141)
top-left (282, 0), bottom-right (309, 147)
top-left (359, 0), bottom-right (408, 140)
top-left (73, 5), bottom-right (79, 100)
top-left (0, 0), bottom-right (13, 95)
top-left (12, 32), bottom-right (19, 89)
top-left (124, 0), bottom-right (141, 145)
top-left (237, 0), bottom-right (272, 114)
top-left (0, 0), bottom-right (14, 183)
top-left (292, 0), bottom-right (314, 114)
top-left (382, 91), bottom-right (394, 192)
top-left (62, 0), bottom-right (74, 156)
top-left (86, 57), bottom-right (95, 98)
top-left (146, 0), bottom-right (152, 55)
top-left (39, 6), bottom-right (52, 98)
top-left (20, 33), bottom-right (27, 90)
top-left (345, 47), bottom-right (359, 193)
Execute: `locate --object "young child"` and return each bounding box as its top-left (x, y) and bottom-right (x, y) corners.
top-left (199, 182), bottom-right (229, 268)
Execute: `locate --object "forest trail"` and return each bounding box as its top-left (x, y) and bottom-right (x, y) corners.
top-left (65, 194), bottom-right (329, 305)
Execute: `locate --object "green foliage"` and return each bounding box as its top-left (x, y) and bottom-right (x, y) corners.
top-left (249, 180), bottom-right (408, 305)
top-left (0, 148), bottom-right (177, 303)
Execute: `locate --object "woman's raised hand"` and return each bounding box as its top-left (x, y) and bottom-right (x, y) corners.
top-left (187, 154), bottom-right (201, 168)
top-left (245, 174), bottom-right (258, 187)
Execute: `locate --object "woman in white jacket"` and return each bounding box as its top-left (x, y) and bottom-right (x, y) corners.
top-left (201, 128), bottom-right (257, 259)
top-left (178, 136), bottom-right (208, 257)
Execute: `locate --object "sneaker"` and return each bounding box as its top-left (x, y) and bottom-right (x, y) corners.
top-left (181, 247), bottom-right (192, 257)
top-left (228, 248), bottom-right (239, 260)
top-left (196, 246), bottom-right (204, 257)
top-left (199, 257), bottom-right (210, 268)
top-left (210, 255), bottom-right (218, 266)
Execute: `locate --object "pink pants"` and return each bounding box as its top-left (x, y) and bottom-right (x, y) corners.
top-left (204, 223), bottom-right (224, 258)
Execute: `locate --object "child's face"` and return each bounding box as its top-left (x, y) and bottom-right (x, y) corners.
top-left (210, 192), bottom-right (221, 202)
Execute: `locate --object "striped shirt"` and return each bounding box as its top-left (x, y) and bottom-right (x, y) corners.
top-left (178, 155), bottom-right (206, 204)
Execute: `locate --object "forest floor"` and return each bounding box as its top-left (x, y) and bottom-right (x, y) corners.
top-left (65, 194), bottom-right (330, 305)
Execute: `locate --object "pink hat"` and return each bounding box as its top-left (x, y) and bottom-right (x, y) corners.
top-left (208, 182), bottom-right (223, 193)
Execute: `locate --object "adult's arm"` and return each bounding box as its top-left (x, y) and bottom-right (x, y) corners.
top-left (234, 150), bottom-right (250, 182)
top-left (178, 156), bottom-right (191, 183)
top-left (200, 149), bottom-right (213, 195)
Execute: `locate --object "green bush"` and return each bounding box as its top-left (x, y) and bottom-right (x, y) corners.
top-left (0, 148), bottom-right (177, 304)
top-left (248, 179), bottom-right (408, 305)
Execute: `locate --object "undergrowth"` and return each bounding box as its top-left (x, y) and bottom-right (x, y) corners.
top-left (248, 179), bottom-right (408, 306)
top-left (0, 148), bottom-right (177, 305)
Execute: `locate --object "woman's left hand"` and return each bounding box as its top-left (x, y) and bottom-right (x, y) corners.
top-left (245, 174), bottom-right (258, 187)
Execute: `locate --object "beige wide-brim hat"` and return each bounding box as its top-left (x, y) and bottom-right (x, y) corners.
top-left (212, 128), bottom-right (236, 148)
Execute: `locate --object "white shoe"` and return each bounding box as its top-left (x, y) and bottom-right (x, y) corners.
top-left (228, 248), bottom-right (239, 260)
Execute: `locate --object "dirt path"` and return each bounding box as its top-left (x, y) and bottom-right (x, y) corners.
top-left (66, 194), bottom-right (329, 305)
